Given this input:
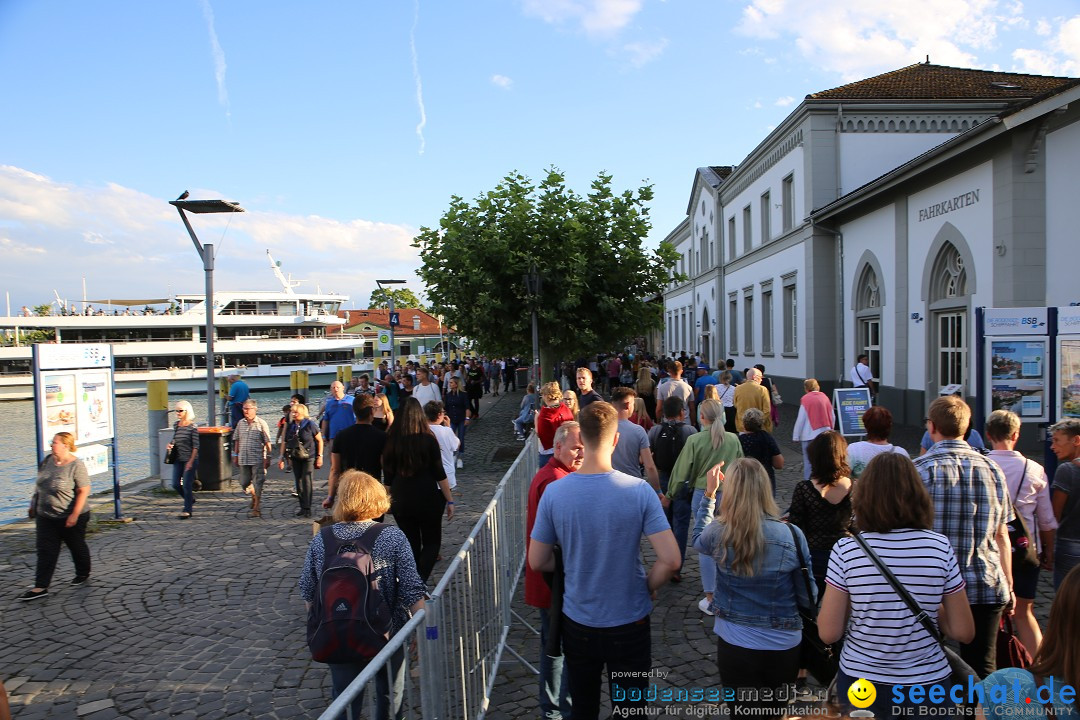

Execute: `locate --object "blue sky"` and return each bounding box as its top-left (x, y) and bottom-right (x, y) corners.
top-left (1, 0), bottom-right (1077, 312)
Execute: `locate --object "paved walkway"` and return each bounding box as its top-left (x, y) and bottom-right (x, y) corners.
top-left (1, 388), bottom-right (528, 720)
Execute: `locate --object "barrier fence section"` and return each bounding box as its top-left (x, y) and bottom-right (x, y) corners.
top-left (319, 439), bottom-right (537, 719)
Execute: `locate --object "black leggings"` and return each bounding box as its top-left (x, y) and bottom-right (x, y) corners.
top-left (393, 503), bottom-right (445, 581)
top-left (36, 513), bottom-right (91, 588)
top-left (716, 635), bottom-right (800, 720)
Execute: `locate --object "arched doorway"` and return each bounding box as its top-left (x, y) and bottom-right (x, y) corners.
top-left (923, 224), bottom-right (975, 393)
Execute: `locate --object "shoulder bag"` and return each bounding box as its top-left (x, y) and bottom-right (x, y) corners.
top-left (1007, 461), bottom-right (1039, 572)
top-left (852, 533), bottom-right (980, 683)
top-left (286, 420), bottom-right (312, 461)
top-left (164, 426), bottom-right (180, 464)
top-left (785, 523), bottom-right (838, 684)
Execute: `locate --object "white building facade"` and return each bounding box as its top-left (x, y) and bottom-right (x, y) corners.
top-left (662, 63), bottom-right (1079, 407)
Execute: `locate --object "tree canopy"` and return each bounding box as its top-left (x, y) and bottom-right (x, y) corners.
top-left (368, 287), bottom-right (426, 311)
top-left (412, 168), bottom-right (681, 362)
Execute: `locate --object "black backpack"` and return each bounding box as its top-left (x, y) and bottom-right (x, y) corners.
top-left (307, 524), bottom-right (392, 664)
top-left (652, 421), bottom-right (686, 476)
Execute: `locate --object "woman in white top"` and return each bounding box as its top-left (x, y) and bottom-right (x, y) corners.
top-left (716, 371), bottom-right (736, 433)
top-left (846, 405), bottom-right (909, 479)
top-left (984, 409), bottom-right (1057, 654)
top-left (819, 452), bottom-right (974, 718)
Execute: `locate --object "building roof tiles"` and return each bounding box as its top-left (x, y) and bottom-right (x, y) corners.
top-left (808, 62), bottom-right (1075, 102)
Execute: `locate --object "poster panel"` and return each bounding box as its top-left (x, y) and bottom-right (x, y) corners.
top-left (833, 387), bottom-right (872, 436)
top-left (1059, 338), bottom-right (1080, 421)
top-left (988, 337), bottom-right (1048, 422)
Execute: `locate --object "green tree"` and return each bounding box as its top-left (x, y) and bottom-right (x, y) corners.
top-left (33, 303), bottom-right (52, 317)
top-left (413, 168), bottom-right (682, 367)
top-left (368, 287), bottom-right (426, 311)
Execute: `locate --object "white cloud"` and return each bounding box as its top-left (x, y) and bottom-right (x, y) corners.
top-left (621, 37), bottom-right (668, 67)
top-left (522, 0), bottom-right (644, 36)
top-left (1035, 19), bottom-right (1052, 36)
top-left (491, 74), bottom-right (514, 89)
top-left (0, 165), bottom-right (420, 309)
top-left (199, 0), bottom-right (230, 121)
top-left (0, 236), bottom-right (46, 255)
top-left (775, 95), bottom-right (795, 107)
top-left (734, 0), bottom-right (1025, 81)
top-left (1013, 15), bottom-right (1080, 75)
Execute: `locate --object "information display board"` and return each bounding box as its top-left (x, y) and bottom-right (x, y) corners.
top-left (34, 345), bottom-right (115, 452)
top-left (833, 387), bottom-right (872, 436)
top-left (987, 337), bottom-right (1048, 422)
top-left (1059, 338), bottom-right (1080, 420)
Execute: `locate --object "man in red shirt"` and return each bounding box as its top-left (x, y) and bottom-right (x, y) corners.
top-left (525, 421), bottom-right (584, 720)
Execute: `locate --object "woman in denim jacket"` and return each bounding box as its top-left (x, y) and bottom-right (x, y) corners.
top-left (693, 458), bottom-right (815, 720)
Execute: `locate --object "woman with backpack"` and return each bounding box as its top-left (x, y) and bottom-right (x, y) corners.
top-left (279, 403), bottom-right (323, 518)
top-left (299, 470), bottom-right (426, 720)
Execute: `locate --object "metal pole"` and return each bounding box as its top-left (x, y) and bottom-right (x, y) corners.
top-left (531, 306), bottom-right (540, 387)
top-left (204, 242), bottom-right (216, 426)
top-left (388, 291), bottom-right (396, 376)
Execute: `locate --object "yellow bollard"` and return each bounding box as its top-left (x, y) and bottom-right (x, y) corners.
top-left (298, 370), bottom-right (309, 395)
top-left (148, 380), bottom-right (169, 479)
top-left (342, 365), bottom-right (353, 384)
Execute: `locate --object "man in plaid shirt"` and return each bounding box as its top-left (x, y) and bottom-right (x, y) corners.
top-left (232, 399), bottom-right (273, 518)
top-left (914, 395), bottom-right (1013, 677)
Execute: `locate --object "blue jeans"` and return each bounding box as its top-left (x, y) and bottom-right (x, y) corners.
top-left (172, 458), bottom-right (198, 514)
top-left (229, 403), bottom-right (243, 428)
top-left (691, 488), bottom-right (716, 596)
top-left (1055, 537), bottom-right (1080, 589)
top-left (664, 473), bottom-right (692, 565)
top-left (514, 407), bottom-right (533, 435)
top-left (328, 645), bottom-right (406, 720)
top-left (450, 420), bottom-right (466, 457)
top-left (539, 610), bottom-right (572, 719)
top-left (801, 440), bottom-right (812, 481)
top-left (562, 614), bottom-right (651, 720)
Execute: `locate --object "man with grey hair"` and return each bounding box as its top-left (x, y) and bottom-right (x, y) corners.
top-left (733, 368), bottom-right (772, 432)
top-left (232, 400), bottom-right (272, 518)
top-left (320, 381), bottom-right (353, 450)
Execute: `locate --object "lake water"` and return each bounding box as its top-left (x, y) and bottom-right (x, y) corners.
top-left (0, 390), bottom-right (303, 524)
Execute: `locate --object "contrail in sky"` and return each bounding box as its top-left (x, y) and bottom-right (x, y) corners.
top-left (410, 0), bottom-right (426, 155)
top-left (200, 0), bottom-right (231, 121)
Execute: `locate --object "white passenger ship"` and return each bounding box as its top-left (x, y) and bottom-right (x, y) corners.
top-left (0, 253), bottom-right (370, 400)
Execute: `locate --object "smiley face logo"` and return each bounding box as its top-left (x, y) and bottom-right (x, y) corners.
top-left (848, 678), bottom-right (877, 709)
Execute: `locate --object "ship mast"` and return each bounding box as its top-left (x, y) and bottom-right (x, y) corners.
top-left (266, 250), bottom-right (301, 296)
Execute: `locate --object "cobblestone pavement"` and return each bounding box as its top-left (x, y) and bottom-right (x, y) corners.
top-left (1, 388), bottom-right (528, 720)
top-left (2, 392), bottom-right (1056, 719)
top-left (486, 401), bottom-right (1057, 719)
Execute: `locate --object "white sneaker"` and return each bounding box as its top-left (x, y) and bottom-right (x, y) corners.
top-left (698, 597), bottom-right (715, 616)
top-left (456, 457), bottom-right (463, 469)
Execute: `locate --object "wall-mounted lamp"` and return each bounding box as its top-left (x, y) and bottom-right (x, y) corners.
top-left (911, 312), bottom-right (924, 323)
top-left (994, 243), bottom-right (1007, 257)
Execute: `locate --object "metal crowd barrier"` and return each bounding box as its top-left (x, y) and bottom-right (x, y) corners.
top-left (319, 438), bottom-right (538, 719)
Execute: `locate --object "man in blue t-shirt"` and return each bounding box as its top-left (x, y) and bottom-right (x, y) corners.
top-left (693, 365), bottom-right (719, 405)
top-left (320, 381), bottom-right (354, 447)
top-left (227, 374), bottom-right (250, 428)
top-left (529, 402), bottom-right (680, 719)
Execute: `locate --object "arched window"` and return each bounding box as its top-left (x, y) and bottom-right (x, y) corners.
top-left (930, 243), bottom-right (968, 301)
top-left (928, 241), bottom-right (970, 390)
top-left (855, 262), bottom-right (882, 382)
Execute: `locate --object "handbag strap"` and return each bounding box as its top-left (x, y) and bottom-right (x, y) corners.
top-left (785, 522), bottom-right (818, 618)
top-left (852, 533), bottom-right (945, 647)
top-left (1014, 461), bottom-right (1030, 505)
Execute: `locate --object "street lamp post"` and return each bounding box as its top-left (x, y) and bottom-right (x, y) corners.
top-left (170, 196), bottom-right (245, 425)
top-left (376, 279), bottom-right (407, 376)
top-left (524, 264), bottom-right (542, 388)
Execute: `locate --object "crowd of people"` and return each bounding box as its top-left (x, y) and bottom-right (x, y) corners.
top-left (17, 348), bottom-right (1080, 720)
